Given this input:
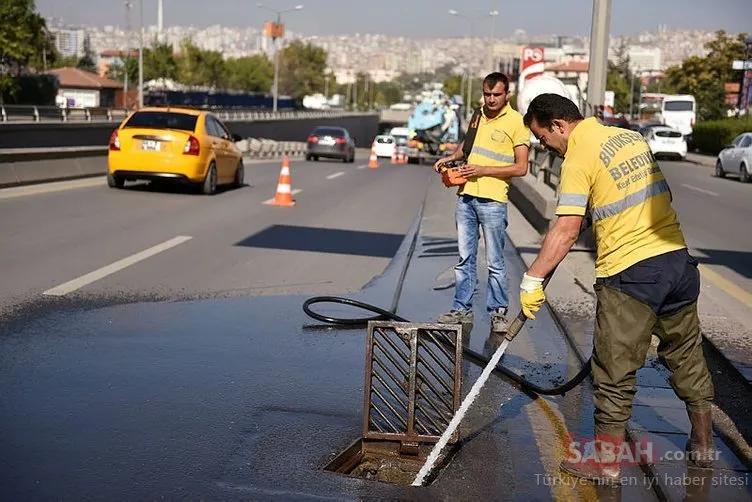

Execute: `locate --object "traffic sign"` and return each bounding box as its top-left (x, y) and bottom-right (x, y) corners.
top-left (732, 60), bottom-right (752, 70)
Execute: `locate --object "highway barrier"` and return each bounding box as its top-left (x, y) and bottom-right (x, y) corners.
top-left (0, 138), bottom-right (308, 189)
top-left (0, 111), bottom-right (380, 150)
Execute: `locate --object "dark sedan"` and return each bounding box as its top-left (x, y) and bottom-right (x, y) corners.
top-left (305, 126), bottom-right (355, 163)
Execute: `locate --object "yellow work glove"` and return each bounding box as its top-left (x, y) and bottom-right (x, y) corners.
top-left (520, 273), bottom-right (546, 320)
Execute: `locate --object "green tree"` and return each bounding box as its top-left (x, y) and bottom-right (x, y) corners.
top-left (0, 0), bottom-right (54, 101)
top-left (198, 50), bottom-right (226, 89)
top-left (661, 30), bottom-right (748, 120)
top-left (143, 40), bottom-right (178, 82)
top-left (175, 39), bottom-right (203, 86)
top-left (51, 55), bottom-right (80, 69)
top-left (278, 40), bottom-right (328, 98)
top-left (394, 71), bottom-right (434, 93)
top-left (374, 81), bottom-right (402, 106)
top-left (443, 74), bottom-right (463, 98)
top-left (27, 27), bottom-right (59, 71)
top-left (604, 39), bottom-right (640, 116)
top-left (606, 62), bottom-right (632, 115)
top-left (175, 39), bottom-right (225, 88)
top-left (106, 53), bottom-right (138, 85)
top-left (225, 55), bottom-right (273, 92)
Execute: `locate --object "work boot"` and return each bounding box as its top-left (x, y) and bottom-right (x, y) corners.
top-left (437, 309), bottom-right (473, 325)
top-left (560, 432), bottom-right (624, 486)
top-left (490, 307), bottom-right (509, 334)
top-left (685, 408), bottom-right (715, 468)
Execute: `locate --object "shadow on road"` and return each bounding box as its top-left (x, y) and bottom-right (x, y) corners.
top-left (694, 248), bottom-right (752, 280)
top-left (235, 224), bottom-right (405, 258)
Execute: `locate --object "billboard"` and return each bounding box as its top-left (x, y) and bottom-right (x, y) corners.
top-left (518, 47), bottom-right (545, 94)
top-left (264, 22), bottom-right (285, 39)
top-left (741, 70), bottom-right (752, 111)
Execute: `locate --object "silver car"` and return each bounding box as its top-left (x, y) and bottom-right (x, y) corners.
top-left (715, 132), bottom-right (752, 182)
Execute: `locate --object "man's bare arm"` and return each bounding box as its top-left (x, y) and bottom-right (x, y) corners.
top-left (446, 140), bottom-right (465, 162)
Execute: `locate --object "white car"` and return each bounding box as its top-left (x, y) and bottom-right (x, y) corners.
top-left (715, 131), bottom-right (752, 183)
top-left (372, 135), bottom-right (396, 158)
top-left (644, 126), bottom-right (687, 160)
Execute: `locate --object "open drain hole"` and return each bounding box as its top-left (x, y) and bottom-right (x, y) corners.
top-left (324, 322), bottom-right (463, 486)
top-left (324, 438), bottom-right (455, 486)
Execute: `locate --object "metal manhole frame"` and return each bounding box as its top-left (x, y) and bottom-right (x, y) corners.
top-left (363, 321), bottom-right (463, 446)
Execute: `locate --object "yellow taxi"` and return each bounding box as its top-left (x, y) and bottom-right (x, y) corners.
top-left (107, 106), bottom-right (245, 195)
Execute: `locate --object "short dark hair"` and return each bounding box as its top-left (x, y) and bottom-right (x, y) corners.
top-left (523, 93), bottom-right (583, 128)
top-left (483, 72), bottom-right (510, 93)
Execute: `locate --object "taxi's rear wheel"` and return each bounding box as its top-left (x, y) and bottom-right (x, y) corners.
top-left (107, 173), bottom-right (124, 188)
top-left (233, 160), bottom-right (244, 188)
top-left (202, 163), bottom-right (217, 195)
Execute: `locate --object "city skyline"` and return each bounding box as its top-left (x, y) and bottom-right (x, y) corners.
top-left (37, 0), bottom-right (751, 39)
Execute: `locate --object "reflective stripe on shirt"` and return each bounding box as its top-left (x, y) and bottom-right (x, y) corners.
top-left (470, 145), bottom-right (515, 164)
top-left (591, 179), bottom-right (670, 222)
top-left (558, 193), bottom-right (589, 207)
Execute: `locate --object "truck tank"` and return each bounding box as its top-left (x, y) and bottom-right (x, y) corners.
top-left (404, 92), bottom-right (460, 162)
top-left (517, 74), bottom-right (578, 118)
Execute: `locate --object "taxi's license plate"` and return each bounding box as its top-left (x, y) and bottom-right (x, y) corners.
top-left (142, 140), bottom-right (160, 151)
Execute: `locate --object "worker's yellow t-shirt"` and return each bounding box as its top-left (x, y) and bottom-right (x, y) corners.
top-left (461, 104), bottom-right (531, 203)
top-left (555, 117), bottom-right (686, 278)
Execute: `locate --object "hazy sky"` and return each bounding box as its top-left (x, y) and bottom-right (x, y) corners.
top-left (37, 0), bottom-right (751, 38)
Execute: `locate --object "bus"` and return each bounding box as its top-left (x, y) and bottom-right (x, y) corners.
top-left (639, 93), bottom-right (696, 140)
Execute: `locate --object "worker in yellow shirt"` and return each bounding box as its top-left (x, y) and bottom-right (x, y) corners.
top-left (520, 93), bottom-right (715, 485)
top-left (434, 72), bottom-right (530, 334)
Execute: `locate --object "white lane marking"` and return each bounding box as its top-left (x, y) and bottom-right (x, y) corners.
top-left (262, 188), bottom-right (302, 205)
top-left (681, 183), bottom-right (718, 196)
top-left (43, 236), bottom-right (193, 296)
top-left (356, 164), bottom-right (367, 170)
top-left (326, 171), bottom-right (345, 180)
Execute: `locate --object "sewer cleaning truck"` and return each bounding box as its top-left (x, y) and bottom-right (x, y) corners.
top-left (403, 90), bottom-right (461, 164)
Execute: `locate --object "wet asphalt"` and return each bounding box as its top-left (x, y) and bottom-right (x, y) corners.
top-left (0, 158), bottom-right (749, 500)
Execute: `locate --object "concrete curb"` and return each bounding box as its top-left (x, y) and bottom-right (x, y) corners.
top-left (685, 153), bottom-right (716, 168)
top-left (508, 173), bottom-right (557, 233)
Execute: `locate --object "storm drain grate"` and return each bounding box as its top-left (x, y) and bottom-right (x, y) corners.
top-left (363, 321), bottom-right (463, 446)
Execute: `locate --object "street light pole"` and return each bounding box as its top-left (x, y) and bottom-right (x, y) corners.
top-left (449, 9), bottom-right (498, 117)
top-left (629, 68), bottom-right (635, 120)
top-left (488, 10), bottom-right (498, 72)
top-left (124, 1), bottom-right (133, 99)
top-left (138, 0), bottom-right (144, 109)
top-left (273, 12), bottom-right (280, 113)
top-left (637, 68), bottom-right (644, 119)
top-left (586, 0), bottom-right (611, 117)
top-left (258, 4), bottom-right (304, 113)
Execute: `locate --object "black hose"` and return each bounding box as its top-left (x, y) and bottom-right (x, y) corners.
top-left (302, 295), bottom-right (591, 396)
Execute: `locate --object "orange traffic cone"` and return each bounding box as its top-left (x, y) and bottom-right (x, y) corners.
top-left (368, 147), bottom-right (379, 169)
top-left (391, 149), bottom-right (398, 164)
top-left (270, 156), bottom-right (295, 207)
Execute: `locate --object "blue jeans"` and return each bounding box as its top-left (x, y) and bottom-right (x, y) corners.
top-left (453, 195), bottom-right (509, 313)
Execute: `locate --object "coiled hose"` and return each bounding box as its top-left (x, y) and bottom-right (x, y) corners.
top-left (302, 295), bottom-right (592, 396)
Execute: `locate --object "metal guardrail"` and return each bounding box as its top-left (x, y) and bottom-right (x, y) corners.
top-left (528, 144), bottom-right (562, 190)
top-left (0, 105), bottom-right (377, 124)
